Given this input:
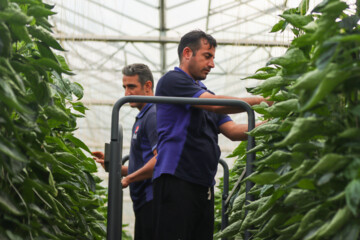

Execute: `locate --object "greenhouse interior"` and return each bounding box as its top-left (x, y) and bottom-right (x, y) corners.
top-left (1, 0), bottom-right (360, 239)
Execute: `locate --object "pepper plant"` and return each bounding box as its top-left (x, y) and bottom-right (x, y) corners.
top-left (0, 0), bottom-right (131, 239)
top-left (215, 0), bottom-right (360, 239)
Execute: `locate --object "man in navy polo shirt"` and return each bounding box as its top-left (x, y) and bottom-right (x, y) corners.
top-left (153, 30), bottom-right (270, 239)
top-left (93, 63), bottom-right (157, 240)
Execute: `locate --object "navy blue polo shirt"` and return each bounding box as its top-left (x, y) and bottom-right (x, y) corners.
top-left (129, 103), bottom-right (157, 212)
top-left (154, 67), bottom-right (232, 187)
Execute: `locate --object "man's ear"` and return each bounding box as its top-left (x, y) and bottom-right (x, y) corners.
top-left (183, 47), bottom-right (193, 60)
top-left (144, 80), bottom-right (153, 93)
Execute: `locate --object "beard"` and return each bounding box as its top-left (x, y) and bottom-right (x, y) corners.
top-left (188, 65), bottom-right (209, 80)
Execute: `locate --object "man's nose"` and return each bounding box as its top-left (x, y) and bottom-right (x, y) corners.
top-left (209, 58), bottom-right (215, 68)
top-left (125, 89), bottom-right (131, 96)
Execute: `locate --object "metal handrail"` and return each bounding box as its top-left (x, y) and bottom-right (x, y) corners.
top-left (122, 155), bottom-right (129, 165)
top-left (106, 96), bottom-right (256, 240)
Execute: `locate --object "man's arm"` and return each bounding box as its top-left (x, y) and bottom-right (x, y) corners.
top-left (196, 92), bottom-right (271, 114)
top-left (121, 150), bottom-right (157, 188)
top-left (220, 121), bottom-right (265, 141)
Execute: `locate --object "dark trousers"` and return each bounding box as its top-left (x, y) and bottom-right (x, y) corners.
top-left (134, 200), bottom-right (153, 240)
top-left (153, 174), bottom-right (214, 240)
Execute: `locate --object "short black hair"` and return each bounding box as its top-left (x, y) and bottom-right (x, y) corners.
top-left (122, 63), bottom-right (154, 90)
top-left (177, 30), bottom-right (217, 62)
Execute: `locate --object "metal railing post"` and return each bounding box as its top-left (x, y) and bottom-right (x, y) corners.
top-left (218, 159), bottom-right (229, 240)
top-left (106, 124), bottom-right (123, 240)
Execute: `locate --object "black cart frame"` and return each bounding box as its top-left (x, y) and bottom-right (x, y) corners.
top-left (106, 96), bottom-right (256, 240)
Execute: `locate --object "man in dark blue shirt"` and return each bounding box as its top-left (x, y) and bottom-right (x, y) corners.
top-left (153, 30), bottom-right (270, 240)
top-left (93, 63), bottom-right (157, 240)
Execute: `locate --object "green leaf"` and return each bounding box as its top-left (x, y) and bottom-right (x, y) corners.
top-left (302, 21), bottom-right (318, 33)
top-left (280, 14), bottom-right (313, 29)
top-left (10, 23), bottom-right (31, 43)
top-left (0, 79), bottom-right (32, 113)
top-left (51, 72), bottom-right (72, 97)
top-left (28, 25), bottom-right (65, 51)
top-left (326, 34), bottom-right (360, 44)
top-left (83, 171), bottom-right (96, 192)
top-left (1, 57), bottom-right (25, 91)
top-left (332, 221), bottom-right (360, 240)
top-left (337, 128), bottom-right (360, 140)
top-left (56, 54), bottom-right (71, 71)
top-left (35, 16), bottom-right (53, 32)
top-left (45, 105), bottom-right (70, 122)
top-left (315, 43), bottom-right (337, 70)
top-left (34, 78), bottom-right (51, 105)
top-left (254, 189), bottom-right (285, 218)
top-left (313, 0), bottom-right (347, 15)
top-left (249, 76), bottom-right (287, 95)
top-left (270, 19), bottom-right (286, 33)
top-left (248, 171), bottom-right (279, 185)
top-left (70, 82), bottom-right (84, 100)
top-left (31, 57), bottom-right (74, 75)
top-left (0, 0), bottom-right (9, 10)
top-left (70, 101), bottom-right (88, 114)
top-left (251, 101), bottom-right (269, 115)
top-left (0, 141), bottom-right (28, 163)
top-left (345, 179), bottom-right (360, 216)
top-left (11, 0), bottom-right (39, 4)
top-left (312, 207), bottom-right (352, 239)
top-left (247, 142), bottom-right (267, 154)
top-left (284, 189), bottom-right (312, 205)
top-left (340, 15), bottom-right (360, 31)
top-left (274, 117), bottom-right (324, 147)
top-left (217, 218), bottom-right (242, 238)
top-left (0, 22), bottom-right (12, 57)
top-left (307, 154), bottom-right (349, 175)
top-left (292, 33), bottom-right (315, 47)
top-left (47, 167), bottom-right (58, 196)
top-left (290, 66), bottom-right (329, 91)
top-left (53, 152), bottom-right (81, 165)
top-left (301, 68), bottom-right (350, 111)
top-left (0, 191), bottom-right (24, 215)
top-left (0, 7), bottom-right (33, 25)
top-left (90, 222), bottom-right (106, 236)
top-left (65, 133), bottom-right (91, 154)
top-left (266, 99), bottom-right (299, 118)
top-left (27, 5), bottom-right (56, 17)
top-left (5, 231), bottom-right (23, 240)
top-left (256, 150), bottom-right (292, 166)
top-left (291, 142), bottom-right (323, 152)
top-left (52, 164), bottom-right (76, 177)
top-left (267, 48), bottom-right (308, 68)
top-left (247, 122), bottom-right (279, 137)
top-left (297, 178), bottom-right (316, 190)
top-left (29, 203), bottom-right (52, 219)
top-left (242, 71), bottom-right (276, 80)
top-left (36, 41), bottom-right (58, 62)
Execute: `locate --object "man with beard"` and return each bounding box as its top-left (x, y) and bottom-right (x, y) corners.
top-left (153, 30), bottom-right (270, 240)
top-left (93, 63), bottom-right (157, 240)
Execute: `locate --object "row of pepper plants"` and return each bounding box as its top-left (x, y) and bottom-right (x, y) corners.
top-left (215, 0), bottom-right (360, 239)
top-left (0, 0), bottom-right (131, 239)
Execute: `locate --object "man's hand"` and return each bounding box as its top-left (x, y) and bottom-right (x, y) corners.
top-left (92, 151), bottom-right (105, 169)
top-left (121, 177), bottom-right (130, 188)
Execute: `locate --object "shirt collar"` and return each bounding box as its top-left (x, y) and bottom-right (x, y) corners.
top-left (136, 103), bottom-right (153, 119)
top-left (174, 67), bottom-right (208, 90)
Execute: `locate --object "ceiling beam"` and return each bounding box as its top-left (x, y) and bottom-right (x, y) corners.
top-left (55, 34), bottom-right (290, 47)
